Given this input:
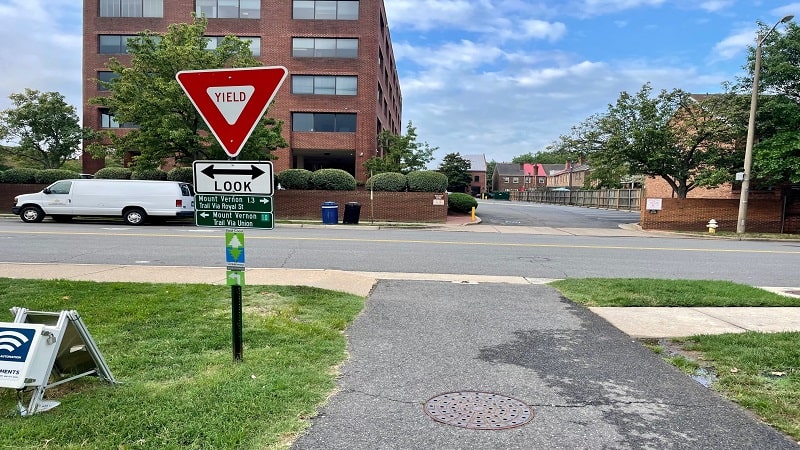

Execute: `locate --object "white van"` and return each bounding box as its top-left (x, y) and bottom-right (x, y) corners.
top-left (11, 179), bottom-right (195, 225)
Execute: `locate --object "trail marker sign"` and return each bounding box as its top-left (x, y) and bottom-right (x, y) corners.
top-left (176, 66), bottom-right (288, 158)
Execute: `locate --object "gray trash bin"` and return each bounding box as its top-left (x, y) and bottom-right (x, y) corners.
top-left (321, 201), bottom-right (338, 224)
top-left (343, 202), bottom-right (361, 224)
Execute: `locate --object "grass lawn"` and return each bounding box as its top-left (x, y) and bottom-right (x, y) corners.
top-left (551, 278), bottom-right (800, 442)
top-left (0, 278), bottom-right (364, 450)
top-left (2, 277), bottom-right (798, 446)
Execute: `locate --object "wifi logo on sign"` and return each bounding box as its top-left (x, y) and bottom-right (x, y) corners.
top-left (0, 328), bottom-right (36, 362)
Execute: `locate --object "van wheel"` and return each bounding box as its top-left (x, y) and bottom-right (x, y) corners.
top-left (20, 206), bottom-right (45, 223)
top-left (52, 215), bottom-right (73, 223)
top-left (123, 208), bottom-right (147, 225)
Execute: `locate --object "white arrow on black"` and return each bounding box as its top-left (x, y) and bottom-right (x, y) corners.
top-left (201, 164), bottom-right (265, 179)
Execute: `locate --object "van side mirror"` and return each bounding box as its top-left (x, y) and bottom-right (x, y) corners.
top-left (43, 188), bottom-right (51, 194)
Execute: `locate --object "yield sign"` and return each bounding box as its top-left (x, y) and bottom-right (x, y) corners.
top-left (176, 66), bottom-right (288, 158)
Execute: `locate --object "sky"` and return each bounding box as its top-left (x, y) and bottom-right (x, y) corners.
top-left (0, 0), bottom-right (797, 166)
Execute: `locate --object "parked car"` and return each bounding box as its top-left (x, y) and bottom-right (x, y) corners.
top-left (11, 179), bottom-right (195, 225)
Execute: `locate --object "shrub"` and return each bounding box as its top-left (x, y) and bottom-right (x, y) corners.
top-left (132, 169), bottom-right (168, 180)
top-left (167, 167), bottom-right (194, 183)
top-left (407, 170), bottom-right (448, 192)
top-left (0, 168), bottom-right (39, 183)
top-left (365, 172), bottom-right (407, 191)
top-left (35, 169), bottom-right (80, 184)
top-left (448, 192), bottom-right (478, 213)
top-left (310, 168), bottom-right (356, 191)
top-left (277, 169), bottom-right (313, 190)
top-left (95, 167), bottom-right (132, 179)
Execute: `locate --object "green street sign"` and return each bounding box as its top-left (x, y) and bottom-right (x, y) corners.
top-left (196, 210), bottom-right (273, 229)
top-left (226, 270), bottom-right (245, 286)
top-left (195, 194), bottom-right (273, 213)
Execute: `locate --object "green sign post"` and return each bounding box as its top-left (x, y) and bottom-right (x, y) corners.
top-left (195, 194), bottom-right (273, 229)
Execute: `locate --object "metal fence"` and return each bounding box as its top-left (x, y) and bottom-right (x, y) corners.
top-left (508, 189), bottom-right (642, 211)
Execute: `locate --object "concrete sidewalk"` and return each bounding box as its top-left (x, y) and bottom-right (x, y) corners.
top-left (2, 262), bottom-right (799, 339)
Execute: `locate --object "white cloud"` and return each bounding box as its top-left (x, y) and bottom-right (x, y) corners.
top-left (518, 20), bottom-right (567, 41)
top-left (772, 3), bottom-right (800, 20)
top-left (386, 0), bottom-right (480, 30)
top-left (712, 28), bottom-right (756, 61)
top-left (580, 0), bottom-right (666, 15)
top-left (0, 0), bottom-right (82, 112)
top-left (698, 1), bottom-right (733, 12)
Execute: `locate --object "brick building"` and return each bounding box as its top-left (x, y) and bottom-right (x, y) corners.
top-left (82, 0), bottom-right (402, 182)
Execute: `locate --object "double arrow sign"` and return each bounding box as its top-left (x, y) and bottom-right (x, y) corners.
top-left (193, 161), bottom-right (273, 196)
top-left (201, 164), bottom-right (266, 180)
top-left (193, 161), bottom-right (274, 229)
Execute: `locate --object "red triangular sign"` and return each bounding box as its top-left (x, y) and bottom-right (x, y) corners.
top-left (176, 66), bottom-right (288, 158)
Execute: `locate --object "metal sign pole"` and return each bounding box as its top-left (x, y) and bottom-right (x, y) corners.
top-left (232, 284), bottom-right (243, 362)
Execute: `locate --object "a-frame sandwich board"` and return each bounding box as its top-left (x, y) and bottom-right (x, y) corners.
top-left (0, 307), bottom-right (117, 415)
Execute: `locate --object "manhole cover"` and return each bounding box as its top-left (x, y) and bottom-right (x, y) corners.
top-left (423, 391), bottom-right (533, 430)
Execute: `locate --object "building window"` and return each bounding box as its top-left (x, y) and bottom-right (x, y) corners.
top-left (100, 0), bottom-right (163, 17)
top-left (99, 35), bottom-right (136, 54)
top-left (97, 71), bottom-right (119, 91)
top-left (197, 0), bottom-right (260, 19)
top-left (512, 177), bottom-right (519, 183)
top-left (206, 36), bottom-right (260, 56)
top-left (100, 109), bottom-right (137, 129)
top-left (474, 176), bottom-right (480, 182)
top-left (292, 38), bottom-right (358, 58)
top-left (292, 113), bottom-right (357, 132)
top-left (293, 1), bottom-right (358, 20)
top-left (503, 177), bottom-right (509, 183)
top-left (292, 76), bottom-right (357, 95)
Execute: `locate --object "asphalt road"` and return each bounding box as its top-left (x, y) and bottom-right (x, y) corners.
top-left (475, 199), bottom-right (641, 228)
top-left (291, 281), bottom-right (799, 449)
top-left (0, 215), bottom-right (798, 286)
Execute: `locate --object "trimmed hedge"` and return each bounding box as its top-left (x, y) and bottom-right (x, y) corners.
top-left (407, 170), bottom-right (448, 192)
top-left (309, 168), bottom-right (356, 191)
top-left (35, 169), bottom-right (80, 184)
top-left (132, 169), bottom-right (168, 180)
top-left (448, 192), bottom-right (478, 213)
top-left (167, 167), bottom-right (194, 183)
top-left (95, 167), bottom-right (132, 179)
top-left (0, 168), bottom-right (40, 183)
top-left (277, 169), bottom-right (313, 190)
top-left (365, 172), bottom-right (407, 191)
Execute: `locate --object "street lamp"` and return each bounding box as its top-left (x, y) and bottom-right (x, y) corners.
top-left (737, 14), bottom-right (794, 234)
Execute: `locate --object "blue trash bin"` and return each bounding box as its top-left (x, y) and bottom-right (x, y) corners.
top-left (321, 201), bottom-right (338, 224)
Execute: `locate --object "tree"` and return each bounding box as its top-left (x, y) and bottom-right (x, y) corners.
top-left (590, 84), bottom-right (745, 198)
top-left (738, 22), bottom-right (800, 185)
top-left (550, 114), bottom-right (628, 188)
top-left (363, 121), bottom-right (436, 174)
top-left (88, 15), bottom-right (286, 169)
top-left (0, 89), bottom-right (91, 169)
top-left (485, 159), bottom-right (497, 191)
top-left (511, 152), bottom-right (536, 164)
top-left (438, 152), bottom-right (472, 192)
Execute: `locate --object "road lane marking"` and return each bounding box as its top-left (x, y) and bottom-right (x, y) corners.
top-left (1, 229), bottom-right (799, 255)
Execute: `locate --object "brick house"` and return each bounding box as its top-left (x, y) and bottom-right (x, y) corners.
top-left (461, 154), bottom-right (486, 196)
top-left (546, 161), bottom-right (590, 189)
top-left (82, 0), bottom-right (402, 183)
top-left (491, 163), bottom-right (525, 192)
top-left (491, 162), bottom-right (567, 192)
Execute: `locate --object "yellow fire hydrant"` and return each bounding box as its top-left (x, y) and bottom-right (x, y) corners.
top-left (707, 219), bottom-right (718, 234)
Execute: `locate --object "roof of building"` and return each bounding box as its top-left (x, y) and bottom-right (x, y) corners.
top-left (461, 154), bottom-right (487, 172)
top-left (493, 163), bottom-right (525, 176)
